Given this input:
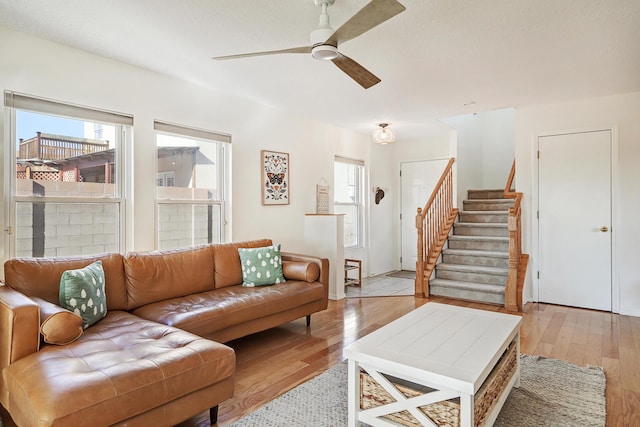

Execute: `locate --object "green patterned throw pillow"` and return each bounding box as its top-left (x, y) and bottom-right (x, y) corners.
top-left (238, 244), bottom-right (286, 287)
top-left (59, 260), bottom-right (107, 329)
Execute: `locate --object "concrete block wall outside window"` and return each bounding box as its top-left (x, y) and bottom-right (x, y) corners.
top-left (157, 203), bottom-right (220, 250)
top-left (15, 201), bottom-right (119, 258)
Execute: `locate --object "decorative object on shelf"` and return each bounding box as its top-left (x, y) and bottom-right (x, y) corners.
top-left (374, 187), bottom-right (385, 204)
top-left (372, 123), bottom-right (395, 144)
top-left (261, 150), bottom-right (290, 205)
top-left (316, 178), bottom-right (330, 214)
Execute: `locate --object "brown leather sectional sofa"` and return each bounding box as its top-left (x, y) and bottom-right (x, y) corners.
top-left (0, 239), bottom-right (329, 427)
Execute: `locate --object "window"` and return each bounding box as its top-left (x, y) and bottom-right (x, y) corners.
top-left (4, 91), bottom-right (132, 258)
top-left (334, 157), bottom-right (364, 248)
top-left (154, 121), bottom-right (230, 250)
top-left (156, 171), bottom-right (175, 187)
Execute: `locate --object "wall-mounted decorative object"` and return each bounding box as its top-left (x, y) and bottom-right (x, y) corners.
top-left (374, 187), bottom-right (385, 204)
top-left (261, 150), bottom-right (290, 205)
top-left (316, 178), bottom-right (330, 214)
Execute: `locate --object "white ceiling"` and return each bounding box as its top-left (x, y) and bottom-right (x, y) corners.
top-left (1, 0), bottom-right (639, 140)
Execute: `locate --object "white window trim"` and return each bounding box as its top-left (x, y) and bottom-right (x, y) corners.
top-left (153, 120), bottom-right (230, 249)
top-left (334, 156), bottom-right (365, 249)
top-left (3, 91), bottom-right (131, 258)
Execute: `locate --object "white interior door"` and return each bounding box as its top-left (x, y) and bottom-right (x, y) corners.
top-left (538, 130), bottom-right (612, 311)
top-left (401, 159), bottom-right (449, 271)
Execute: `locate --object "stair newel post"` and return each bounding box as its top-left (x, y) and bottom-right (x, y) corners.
top-left (505, 205), bottom-right (519, 312)
top-left (503, 159), bottom-right (527, 312)
top-left (415, 207), bottom-right (426, 296)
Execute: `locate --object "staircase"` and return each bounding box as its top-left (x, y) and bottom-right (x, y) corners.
top-left (430, 189), bottom-right (514, 305)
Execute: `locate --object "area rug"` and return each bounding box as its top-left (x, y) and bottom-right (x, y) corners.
top-left (230, 355), bottom-right (606, 427)
top-left (386, 270), bottom-right (416, 279)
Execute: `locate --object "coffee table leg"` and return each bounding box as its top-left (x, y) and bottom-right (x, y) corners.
top-left (460, 393), bottom-right (474, 427)
top-left (515, 333), bottom-right (521, 388)
top-left (347, 359), bottom-right (359, 427)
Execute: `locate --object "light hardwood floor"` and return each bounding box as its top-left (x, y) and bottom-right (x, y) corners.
top-left (206, 295), bottom-right (640, 427)
top-left (2, 295), bottom-right (637, 426)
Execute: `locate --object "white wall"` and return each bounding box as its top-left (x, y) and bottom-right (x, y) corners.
top-left (366, 122), bottom-right (454, 277)
top-left (482, 109), bottom-right (516, 188)
top-left (365, 142), bottom-right (397, 276)
top-left (515, 92), bottom-right (640, 317)
top-left (0, 27), bottom-right (373, 270)
top-left (442, 109), bottom-right (515, 205)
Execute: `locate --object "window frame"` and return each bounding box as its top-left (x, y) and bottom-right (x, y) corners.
top-left (334, 156), bottom-right (365, 249)
top-left (153, 120), bottom-right (230, 250)
top-left (3, 91), bottom-right (132, 258)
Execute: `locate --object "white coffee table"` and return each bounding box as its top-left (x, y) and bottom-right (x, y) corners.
top-left (344, 302), bottom-right (522, 427)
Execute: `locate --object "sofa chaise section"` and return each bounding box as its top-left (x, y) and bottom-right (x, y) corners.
top-left (3, 311), bottom-right (235, 427)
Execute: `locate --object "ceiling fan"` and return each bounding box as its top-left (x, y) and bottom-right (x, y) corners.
top-left (212, 0), bottom-right (406, 89)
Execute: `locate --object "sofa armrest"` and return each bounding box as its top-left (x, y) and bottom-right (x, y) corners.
top-left (281, 253), bottom-right (329, 303)
top-left (0, 284), bottom-right (40, 408)
top-left (0, 285), bottom-right (40, 368)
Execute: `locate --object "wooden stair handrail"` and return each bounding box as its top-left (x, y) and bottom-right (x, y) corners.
top-left (415, 158), bottom-right (458, 297)
top-left (503, 160), bottom-right (526, 312)
top-left (504, 159), bottom-right (516, 195)
top-left (421, 158), bottom-right (455, 215)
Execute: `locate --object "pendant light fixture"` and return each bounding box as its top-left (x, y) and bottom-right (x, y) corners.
top-left (372, 123), bottom-right (395, 144)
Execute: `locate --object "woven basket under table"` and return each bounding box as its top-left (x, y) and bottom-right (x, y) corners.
top-left (359, 340), bottom-right (518, 427)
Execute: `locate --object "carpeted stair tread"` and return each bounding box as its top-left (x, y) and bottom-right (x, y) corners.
top-left (464, 198), bottom-right (514, 202)
top-left (467, 189), bottom-right (508, 199)
top-left (443, 248), bottom-right (509, 258)
top-left (460, 210), bottom-right (510, 214)
top-left (430, 278), bottom-right (505, 293)
top-left (455, 222), bottom-right (508, 228)
top-left (449, 235), bottom-right (509, 242)
top-left (463, 199), bottom-right (515, 211)
top-left (436, 263), bottom-right (508, 275)
top-left (456, 222), bottom-right (508, 227)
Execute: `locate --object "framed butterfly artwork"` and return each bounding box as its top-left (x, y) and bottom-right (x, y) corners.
top-left (261, 150), bottom-right (290, 205)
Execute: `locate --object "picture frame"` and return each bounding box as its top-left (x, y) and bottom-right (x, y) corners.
top-left (261, 150), bottom-right (290, 205)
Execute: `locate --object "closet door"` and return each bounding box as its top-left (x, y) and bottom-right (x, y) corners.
top-left (538, 130), bottom-right (611, 311)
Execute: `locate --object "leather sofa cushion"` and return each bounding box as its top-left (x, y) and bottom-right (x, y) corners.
top-left (32, 297), bottom-right (83, 345)
top-left (124, 245), bottom-right (215, 310)
top-left (212, 239), bottom-right (273, 289)
top-left (3, 253), bottom-right (128, 311)
top-left (282, 261), bottom-right (320, 282)
top-left (3, 311), bottom-right (235, 427)
top-left (132, 280), bottom-right (324, 339)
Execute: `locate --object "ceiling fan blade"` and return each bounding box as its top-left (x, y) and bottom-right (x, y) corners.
top-left (326, 0), bottom-right (406, 47)
top-left (213, 46), bottom-right (312, 60)
top-left (331, 53), bottom-right (381, 89)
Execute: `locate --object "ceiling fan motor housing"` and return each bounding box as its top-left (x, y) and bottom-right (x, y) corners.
top-left (310, 0), bottom-right (338, 60)
top-left (311, 44), bottom-right (338, 60)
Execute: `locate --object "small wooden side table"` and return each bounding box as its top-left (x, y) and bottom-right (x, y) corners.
top-left (344, 259), bottom-right (362, 287)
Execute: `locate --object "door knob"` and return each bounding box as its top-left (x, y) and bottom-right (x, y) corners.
top-left (600, 226), bottom-right (609, 232)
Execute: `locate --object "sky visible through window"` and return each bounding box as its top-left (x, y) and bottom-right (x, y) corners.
top-left (16, 110), bottom-right (84, 142)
